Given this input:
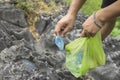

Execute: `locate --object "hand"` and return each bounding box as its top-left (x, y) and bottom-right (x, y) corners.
top-left (80, 14), bottom-right (101, 37)
top-left (54, 14), bottom-right (75, 36)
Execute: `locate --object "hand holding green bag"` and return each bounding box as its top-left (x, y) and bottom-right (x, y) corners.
top-left (65, 32), bottom-right (106, 78)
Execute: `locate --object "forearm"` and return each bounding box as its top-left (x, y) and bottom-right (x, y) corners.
top-left (67, 0), bottom-right (86, 17)
top-left (97, 0), bottom-right (120, 23)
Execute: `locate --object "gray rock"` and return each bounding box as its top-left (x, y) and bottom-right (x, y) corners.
top-left (0, 8), bottom-right (27, 28)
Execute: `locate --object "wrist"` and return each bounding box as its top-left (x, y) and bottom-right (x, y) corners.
top-left (93, 11), bottom-right (104, 28)
top-left (95, 10), bottom-right (107, 24)
top-left (67, 9), bottom-right (78, 18)
top-left (66, 13), bottom-right (76, 20)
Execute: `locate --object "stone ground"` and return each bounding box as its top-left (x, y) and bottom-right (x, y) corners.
top-left (0, 1), bottom-right (120, 80)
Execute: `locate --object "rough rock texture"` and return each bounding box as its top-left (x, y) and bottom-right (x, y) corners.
top-left (0, 2), bottom-right (120, 80)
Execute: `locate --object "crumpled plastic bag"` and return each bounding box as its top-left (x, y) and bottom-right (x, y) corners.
top-left (55, 36), bottom-right (64, 50)
top-left (65, 32), bottom-right (106, 78)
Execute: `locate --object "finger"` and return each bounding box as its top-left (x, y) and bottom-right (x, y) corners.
top-left (88, 32), bottom-right (94, 37)
top-left (80, 30), bottom-right (86, 37)
top-left (80, 30), bottom-right (91, 37)
top-left (85, 30), bottom-right (95, 37)
top-left (54, 22), bottom-right (64, 36)
top-left (87, 31), bottom-right (96, 37)
top-left (90, 32), bottom-right (96, 37)
top-left (62, 26), bottom-right (71, 37)
top-left (85, 32), bottom-right (91, 37)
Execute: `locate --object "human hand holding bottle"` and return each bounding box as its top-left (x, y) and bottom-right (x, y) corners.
top-left (54, 14), bottom-right (75, 37)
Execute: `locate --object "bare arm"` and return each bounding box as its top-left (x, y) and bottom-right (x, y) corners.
top-left (67, 0), bottom-right (86, 17)
top-left (80, 0), bottom-right (120, 37)
top-left (97, 0), bottom-right (120, 23)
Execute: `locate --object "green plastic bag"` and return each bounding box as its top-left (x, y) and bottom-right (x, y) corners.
top-left (65, 32), bottom-right (106, 78)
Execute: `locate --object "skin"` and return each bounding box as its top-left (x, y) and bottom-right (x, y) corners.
top-left (54, 0), bottom-right (120, 40)
top-left (100, 18), bottom-right (116, 40)
top-left (54, 0), bottom-right (86, 36)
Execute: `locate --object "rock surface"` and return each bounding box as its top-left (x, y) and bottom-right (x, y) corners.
top-left (0, 2), bottom-right (120, 80)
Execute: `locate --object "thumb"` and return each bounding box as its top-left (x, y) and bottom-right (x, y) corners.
top-left (54, 22), bottom-right (63, 36)
top-left (80, 30), bottom-right (86, 37)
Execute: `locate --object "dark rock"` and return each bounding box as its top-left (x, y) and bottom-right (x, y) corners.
top-left (44, 0), bottom-right (51, 3)
top-left (0, 8), bottom-right (27, 28)
top-left (18, 59), bottom-right (37, 72)
top-left (0, 2), bottom-right (13, 8)
top-left (55, 0), bottom-right (63, 4)
top-left (9, 0), bottom-right (17, 4)
top-left (36, 14), bottom-right (51, 35)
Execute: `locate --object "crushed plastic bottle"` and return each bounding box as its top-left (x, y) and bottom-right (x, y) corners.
top-left (55, 36), bottom-right (64, 50)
